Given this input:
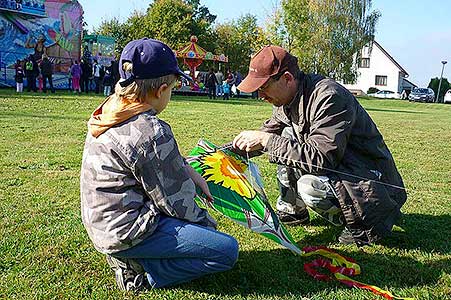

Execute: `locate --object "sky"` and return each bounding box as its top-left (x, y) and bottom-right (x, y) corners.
top-left (78, 0), bottom-right (451, 87)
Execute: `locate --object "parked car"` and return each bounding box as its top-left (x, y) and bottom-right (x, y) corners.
top-left (367, 90), bottom-right (401, 99)
top-left (408, 88), bottom-right (435, 103)
top-left (444, 89), bottom-right (451, 104)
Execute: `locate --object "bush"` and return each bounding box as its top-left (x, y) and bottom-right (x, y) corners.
top-left (428, 77), bottom-right (450, 102)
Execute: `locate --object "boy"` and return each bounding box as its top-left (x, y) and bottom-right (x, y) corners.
top-left (80, 38), bottom-right (238, 291)
top-left (15, 66), bottom-right (24, 93)
top-left (222, 80), bottom-right (230, 100)
top-left (102, 69), bottom-right (112, 96)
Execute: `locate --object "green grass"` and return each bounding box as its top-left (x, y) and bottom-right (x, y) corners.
top-left (0, 90), bottom-right (450, 300)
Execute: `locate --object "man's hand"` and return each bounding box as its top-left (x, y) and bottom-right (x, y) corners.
top-left (232, 130), bottom-right (272, 152)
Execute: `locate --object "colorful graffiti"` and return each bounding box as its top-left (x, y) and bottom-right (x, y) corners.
top-left (0, 0), bottom-right (83, 88)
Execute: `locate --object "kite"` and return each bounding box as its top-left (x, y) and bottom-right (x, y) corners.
top-left (187, 139), bottom-right (413, 300)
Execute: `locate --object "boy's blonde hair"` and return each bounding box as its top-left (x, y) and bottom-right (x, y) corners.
top-left (115, 62), bottom-right (178, 103)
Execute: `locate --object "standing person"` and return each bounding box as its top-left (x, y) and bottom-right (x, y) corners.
top-left (215, 69), bottom-right (224, 96)
top-left (81, 59), bottom-right (92, 93)
top-left (25, 56), bottom-right (37, 92)
top-left (39, 54), bottom-right (55, 93)
top-left (80, 38), bottom-right (238, 291)
top-left (70, 60), bottom-right (82, 93)
top-left (231, 45), bottom-right (407, 246)
top-left (205, 68), bottom-right (218, 99)
top-left (226, 70), bottom-right (235, 97)
top-left (222, 80), bottom-right (230, 100)
top-left (92, 59), bottom-right (101, 94)
top-left (234, 71), bottom-right (242, 98)
top-left (68, 61), bottom-right (73, 91)
top-left (15, 66), bottom-right (24, 93)
top-left (102, 69), bottom-right (112, 96)
top-left (37, 73), bottom-right (43, 92)
top-left (110, 59), bottom-right (120, 87)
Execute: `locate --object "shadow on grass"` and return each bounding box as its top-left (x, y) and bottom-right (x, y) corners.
top-left (179, 247), bottom-right (449, 298)
top-left (381, 213), bottom-right (451, 254)
top-left (366, 107), bottom-right (423, 114)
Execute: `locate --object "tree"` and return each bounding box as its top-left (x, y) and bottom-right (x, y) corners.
top-left (428, 77), bottom-right (450, 102)
top-left (215, 14), bottom-right (268, 74)
top-left (125, 0), bottom-right (193, 49)
top-left (95, 0), bottom-right (218, 56)
top-left (266, 0), bottom-right (380, 82)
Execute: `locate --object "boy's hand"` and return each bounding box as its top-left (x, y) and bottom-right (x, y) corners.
top-left (185, 165), bottom-right (213, 203)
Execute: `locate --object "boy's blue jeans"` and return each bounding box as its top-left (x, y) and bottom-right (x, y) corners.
top-left (113, 215), bottom-right (239, 288)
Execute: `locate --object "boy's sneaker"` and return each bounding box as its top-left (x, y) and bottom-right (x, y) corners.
top-left (276, 209), bottom-right (310, 226)
top-left (106, 255), bottom-right (148, 292)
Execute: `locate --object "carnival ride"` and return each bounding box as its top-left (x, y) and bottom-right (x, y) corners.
top-left (175, 35), bottom-right (228, 87)
top-left (0, 0), bottom-right (83, 88)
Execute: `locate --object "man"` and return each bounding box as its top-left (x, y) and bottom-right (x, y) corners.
top-left (215, 69), bottom-right (224, 96)
top-left (39, 54), bottom-right (55, 93)
top-left (80, 59), bottom-right (92, 93)
top-left (232, 45), bottom-right (407, 246)
top-left (92, 59), bottom-right (101, 94)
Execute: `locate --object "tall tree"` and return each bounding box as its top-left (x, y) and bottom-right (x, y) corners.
top-left (215, 14), bottom-right (268, 74)
top-left (428, 77), bottom-right (450, 101)
top-left (266, 0), bottom-right (380, 82)
top-left (95, 0), bottom-right (218, 54)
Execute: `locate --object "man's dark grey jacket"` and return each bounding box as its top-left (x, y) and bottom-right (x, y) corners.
top-left (262, 73), bottom-right (407, 244)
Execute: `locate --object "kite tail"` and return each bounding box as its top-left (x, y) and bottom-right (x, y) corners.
top-left (302, 246), bottom-right (414, 300)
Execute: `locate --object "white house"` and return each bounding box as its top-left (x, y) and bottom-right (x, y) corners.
top-left (343, 41), bottom-right (416, 95)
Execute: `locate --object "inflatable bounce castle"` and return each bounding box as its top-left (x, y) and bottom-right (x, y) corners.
top-left (0, 0), bottom-right (83, 88)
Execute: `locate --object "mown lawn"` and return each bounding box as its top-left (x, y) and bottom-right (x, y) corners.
top-left (0, 90), bottom-right (450, 300)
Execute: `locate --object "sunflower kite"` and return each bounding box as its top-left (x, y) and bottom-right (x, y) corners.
top-left (187, 139), bottom-right (413, 300)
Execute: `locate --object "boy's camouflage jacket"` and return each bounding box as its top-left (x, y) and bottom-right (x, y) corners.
top-left (80, 110), bottom-right (216, 254)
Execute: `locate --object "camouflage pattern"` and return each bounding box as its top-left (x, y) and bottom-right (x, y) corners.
top-left (80, 110), bottom-right (216, 254)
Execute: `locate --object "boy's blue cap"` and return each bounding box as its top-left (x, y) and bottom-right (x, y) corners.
top-left (119, 38), bottom-right (191, 87)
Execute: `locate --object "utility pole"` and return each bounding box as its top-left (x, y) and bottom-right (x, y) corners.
top-left (436, 60), bottom-right (447, 103)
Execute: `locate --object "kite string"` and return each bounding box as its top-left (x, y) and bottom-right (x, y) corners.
top-left (216, 144), bottom-right (406, 191)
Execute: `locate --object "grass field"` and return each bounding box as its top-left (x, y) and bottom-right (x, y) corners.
top-left (0, 90), bottom-right (450, 300)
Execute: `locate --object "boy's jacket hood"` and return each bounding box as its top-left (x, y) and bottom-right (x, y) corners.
top-left (87, 96), bottom-right (153, 138)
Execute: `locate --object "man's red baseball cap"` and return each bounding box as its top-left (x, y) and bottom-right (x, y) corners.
top-left (237, 45), bottom-right (297, 93)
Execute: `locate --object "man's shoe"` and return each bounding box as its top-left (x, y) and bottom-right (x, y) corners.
top-left (276, 209), bottom-right (310, 226)
top-left (106, 255), bottom-right (147, 292)
top-left (338, 227), bottom-right (355, 245)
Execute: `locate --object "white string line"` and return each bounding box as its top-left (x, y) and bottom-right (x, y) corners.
top-left (216, 144), bottom-right (407, 191)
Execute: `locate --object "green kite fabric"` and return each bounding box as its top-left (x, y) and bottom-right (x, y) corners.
top-left (187, 139), bottom-right (301, 254)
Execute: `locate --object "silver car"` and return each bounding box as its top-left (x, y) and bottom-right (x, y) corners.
top-left (408, 88), bottom-right (435, 103)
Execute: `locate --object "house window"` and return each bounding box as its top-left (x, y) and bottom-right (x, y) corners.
top-left (359, 58), bottom-right (370, 68)
top-left (375, 75), bottom-right (387, 86)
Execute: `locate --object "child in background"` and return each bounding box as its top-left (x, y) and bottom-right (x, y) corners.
top-left (37, 73), bottom-right (43, 92)
top-left (80, 38), bottom-right (238, 292)
top-left (70, 60), bottom-right (82, 93)
top-left (102, 69), bottom-right (112, 96)
top-left (222, 80), bottom-right (230, 100)
top-left (15, 66), bottom-right (24, 93)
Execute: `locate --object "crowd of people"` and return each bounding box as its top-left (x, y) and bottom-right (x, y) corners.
top-left (68, 58), bottom-right (119, 96)
top-left (204, 69), bottom-right (243, 100)
top-left (14, 55), bottom-right (120, 97)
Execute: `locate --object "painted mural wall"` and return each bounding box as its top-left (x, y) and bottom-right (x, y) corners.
top-left (0, 0), bottom-right (83, 88)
